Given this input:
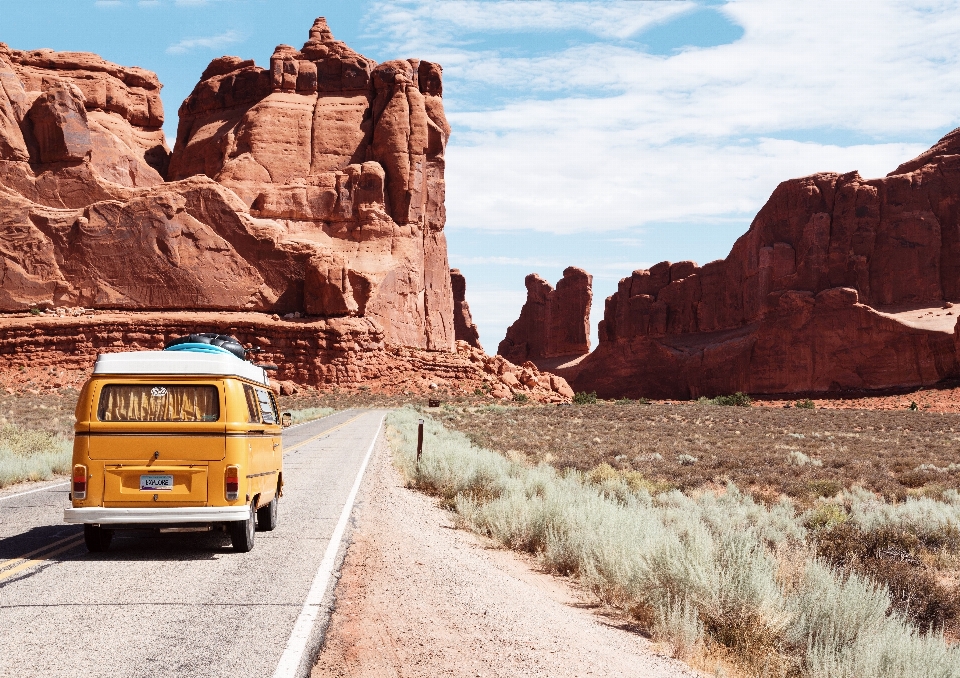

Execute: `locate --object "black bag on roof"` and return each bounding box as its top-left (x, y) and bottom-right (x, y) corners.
top-left (164, 333), bottom-right (247, 360)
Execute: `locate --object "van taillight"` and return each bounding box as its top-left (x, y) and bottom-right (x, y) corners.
top-left (73, 465), bottom-right (87, 500)
top-left (225, 466), bottom-right (240, 501)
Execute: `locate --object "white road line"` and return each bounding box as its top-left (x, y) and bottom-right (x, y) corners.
top-left (0, 481), bottom-right (69, 503)
top-left (272, 412), bottom-right (385, 678)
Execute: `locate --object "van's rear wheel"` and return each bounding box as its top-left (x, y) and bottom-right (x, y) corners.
top-left (84, 524), bottom-right (113, 552)
top-left (229, 501), bottom-right (256, 552)
top-left (257, 495), bottom-right (278, 532)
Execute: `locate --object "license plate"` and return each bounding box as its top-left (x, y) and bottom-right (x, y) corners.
top-left (140, 474), bottom-right (174, 491)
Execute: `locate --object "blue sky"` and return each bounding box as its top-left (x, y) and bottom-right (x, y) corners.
top-left (4, 1), bottom-right (960, 351)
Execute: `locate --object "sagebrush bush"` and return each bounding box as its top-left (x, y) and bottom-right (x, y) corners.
top-left (573, 391), bottom-right (598, 404)
top-left (0, 424), bottom-right (72, 487)
top-left (387, 408), bottom-right (960, 677)
top-left (710, 392), bottom-right (752, 407)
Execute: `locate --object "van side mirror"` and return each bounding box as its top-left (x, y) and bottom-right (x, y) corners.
top-left (281, 412), bottom-right (292, 428)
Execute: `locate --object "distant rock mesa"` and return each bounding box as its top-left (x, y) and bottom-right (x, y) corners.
top-left (498, 267), bottom-right (592, 366)
top-left (569, 128), bottom-right (960, 399)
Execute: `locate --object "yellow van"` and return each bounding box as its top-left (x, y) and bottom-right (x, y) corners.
top-left (64, 344), bottom-right (288, 553)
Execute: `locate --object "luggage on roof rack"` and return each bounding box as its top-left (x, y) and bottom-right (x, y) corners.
top-left (164, 333), bottom-right (247, 360)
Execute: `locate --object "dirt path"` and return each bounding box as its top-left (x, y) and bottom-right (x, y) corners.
top-left (312, 437), bottom-right (697, 678)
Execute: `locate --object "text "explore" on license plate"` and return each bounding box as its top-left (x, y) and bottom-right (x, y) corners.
top-left (140, 474), bottom-right (174, 491)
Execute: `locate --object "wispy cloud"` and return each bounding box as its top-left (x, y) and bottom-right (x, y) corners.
top-left (166, 29), bottom-right (242, 55)
top-left (365, 0), bottom-right (960, 235)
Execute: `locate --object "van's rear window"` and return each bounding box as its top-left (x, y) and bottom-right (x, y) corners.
top-left (97, 385), bottom-right (220, 422)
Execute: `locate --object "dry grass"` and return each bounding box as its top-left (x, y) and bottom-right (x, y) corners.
top-left (389, 407), bottom-right (960, 677)
top-left (434, 400), bottom-right (960, 642)
top-left (0, 390), bottom-right (79, 438)
top-left (436, 401), bottom-right (960, 505)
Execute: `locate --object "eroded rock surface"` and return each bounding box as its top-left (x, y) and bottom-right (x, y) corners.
top-left (450, 268), bottom-right (481, 350)
top-left (0, 18), bottom-right (454, 351)
top-left (572, 130), bottom-right (960, 399)
top-left (498, 267), bottom-right (592, 365)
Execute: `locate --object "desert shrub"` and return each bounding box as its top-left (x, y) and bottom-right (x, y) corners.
top-left (787, 561), bottom-right (959, 677)
top-left (573, 391), bottom-right (598, 405)
top-left (287, 407), bottom-right (334, 424)
top-left (710, 392), bottom-right (752, 407)
top-left (812, 520), bottom-right (960, 632)
top-left (804, 503), bottom-right (849, 531)
top-left (794, 399), bottom-right (815, 409)
top-left (807, 479), bottom-right (842, 498)
top-left (388, 409), bottom-right (960, 675)
top-left (615, 398), bottom-right (632, 405)
top-left (0, 425), bottom-right (72, 487)
top-left (512, 392), bottom-right (529, 404)
top-left (788, 450), bottom-right (823, 467)
top-left (841, 486), bottom-right (960, 550)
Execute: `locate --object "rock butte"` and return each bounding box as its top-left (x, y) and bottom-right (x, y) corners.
top-left (450, 268), bottom-right (481, 350)
top-left (0, 18), bottom-right (574, 401)
top-left (561, 127), bottom-right (960, 399)
top-left (0, 19), bottom-right (452, 349)
top-left (498, 267), bottom-right (592, 367)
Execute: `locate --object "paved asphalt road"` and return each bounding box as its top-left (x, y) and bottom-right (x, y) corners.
top-left (0, 409), bottom-right (386, 678)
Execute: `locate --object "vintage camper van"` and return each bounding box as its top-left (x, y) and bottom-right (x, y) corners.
top-left (64, 341), bottom-right (288, 553)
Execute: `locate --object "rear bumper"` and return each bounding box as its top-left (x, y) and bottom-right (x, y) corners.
top-left (64, 506), bottom-right (249, 525)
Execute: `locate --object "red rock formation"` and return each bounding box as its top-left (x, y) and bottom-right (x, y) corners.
top-left (0, 311), bottom-right (572, 402)
top-left (0, 19), bottom-right (454, 352)
top-left (450, 268), bottom-right (481, 350)
top-left (572, 129), bottom-right (960, 399)
top-left (498, 267), bottom-right (592, 365)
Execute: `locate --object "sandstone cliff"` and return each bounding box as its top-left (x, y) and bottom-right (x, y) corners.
top-left (0, 18), bottom-right (453, 351)
top-left (571, 129), bottom-right (960, 399)
top-left (450, 268), bottom-right (481, 349)
top-left (498, 267), bottom-right (592, 365)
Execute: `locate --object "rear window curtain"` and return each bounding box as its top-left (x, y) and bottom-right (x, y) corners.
top-left (255, 387), bottom-right (277, 424)
top-left (243, 384), bottom-right (261, 424)
top-left (98, 385), bottom-right (220, 422)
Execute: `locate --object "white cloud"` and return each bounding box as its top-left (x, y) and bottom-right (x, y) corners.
top-left (365, 0), bottom-right (960, 234)
top-left (166, 29), bottom-right (242, 55)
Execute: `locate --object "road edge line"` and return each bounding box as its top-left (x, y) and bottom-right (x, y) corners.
top-left (272, 412), bottom-right (386, 678)
top-left (0, 481), bottom-right (70, 503)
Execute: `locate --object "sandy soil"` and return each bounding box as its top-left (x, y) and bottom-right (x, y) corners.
top-left (311, 438), bottom-right (697, 678)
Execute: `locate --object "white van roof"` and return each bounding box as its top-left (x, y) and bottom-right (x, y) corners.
top-left (93, 351), bottom-right (269, 385)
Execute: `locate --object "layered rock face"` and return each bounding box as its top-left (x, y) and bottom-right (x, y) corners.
top-left (450, 268), bottom-right (481, 349)
top-left (0, 312), bottom-right (573, 402)
top-left (573, 129), bottom-right (960, 399)
top-left (498, 267), bottom-right (592, 365)
top-left (0, 19), bottom-right (454, 351)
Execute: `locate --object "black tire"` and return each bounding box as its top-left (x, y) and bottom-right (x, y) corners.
top-left (257, 494), bottom-right (278, 532)
top-left (84, 524), bottom-right (113, 553)
top-left (229, 501), bottom-right (256, 552)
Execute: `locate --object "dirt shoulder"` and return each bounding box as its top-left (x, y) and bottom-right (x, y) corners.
top-left (311, 436), bottom-right (696, 678)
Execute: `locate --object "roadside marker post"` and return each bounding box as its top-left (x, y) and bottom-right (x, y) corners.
top-left (417, 419), bottom-right (424, 465)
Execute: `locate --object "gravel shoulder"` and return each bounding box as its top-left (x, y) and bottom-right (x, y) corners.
top-left (312, 436), bottom-right (697, 678)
